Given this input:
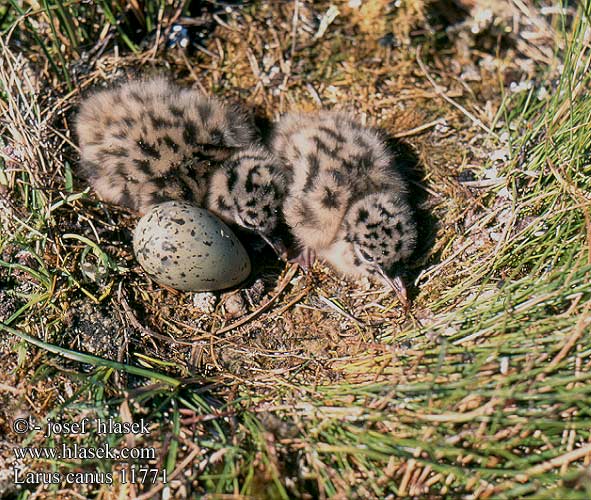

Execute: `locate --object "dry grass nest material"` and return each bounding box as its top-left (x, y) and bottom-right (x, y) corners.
top-left (1, 0), bottom-right (590, 498)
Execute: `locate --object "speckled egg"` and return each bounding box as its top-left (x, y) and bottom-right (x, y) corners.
top-left (133, 201), bottom-right (251, 291)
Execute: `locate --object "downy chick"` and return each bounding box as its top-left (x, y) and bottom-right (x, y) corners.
top-left (76, 77), bottom-right (256, 214)
top-left (271, 111), bottom-right (417, 304)
top-left (207, 145), bottom-right (287, 256)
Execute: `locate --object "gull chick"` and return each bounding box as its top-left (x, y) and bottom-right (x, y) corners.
top-left (76, 77), bottom-right (256, 214)
top-left (207, 145), bottom-right (287, 256)
top-left (271, 111), bottom-right (417, 304)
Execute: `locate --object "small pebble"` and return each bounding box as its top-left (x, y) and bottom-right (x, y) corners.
top-left (193, 292), bottom-right (217, 313)
top-left (223, 292), bottom-right (247, 318)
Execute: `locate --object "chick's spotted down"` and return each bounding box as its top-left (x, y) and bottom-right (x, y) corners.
top-left (207, 145), bottom-right (287, 256)
top-left (76, 77), bottom-right (256, 214)
top-left (271, 111), bottom-right (417, 304)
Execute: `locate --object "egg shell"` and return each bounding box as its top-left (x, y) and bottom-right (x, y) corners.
top-left (133, 201), bottom-right (251, 291)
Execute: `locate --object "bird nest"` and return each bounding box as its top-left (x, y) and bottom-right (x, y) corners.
top-left (1, 1), bottom-right (590, 498)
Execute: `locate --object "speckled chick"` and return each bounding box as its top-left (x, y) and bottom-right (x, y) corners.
top-left (271, 111), bottom-right (417, 304)
top-left (207, 145), bottom-right (287, 256)
top-left (76, 77), bottom-right (256, 214)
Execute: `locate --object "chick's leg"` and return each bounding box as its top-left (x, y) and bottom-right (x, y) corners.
top-left (290, 247), bottom-right (317, 271)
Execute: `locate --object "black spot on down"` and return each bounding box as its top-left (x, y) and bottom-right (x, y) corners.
top-left (321, 187), bottom-right (340, 209)
top-left (357, 209), bottom-right (369, 223)
top-left (137, 139), bottom-right (161, 159)
top-left (183, 121), bottom-right (197, 146)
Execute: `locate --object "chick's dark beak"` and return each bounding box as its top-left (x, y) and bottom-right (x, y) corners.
top-left (259, 233), bottom-right (288, 260)
top-left (375, 266), bottom-right (409, 309)
top-left (234, 212), bottom-right (287, 260)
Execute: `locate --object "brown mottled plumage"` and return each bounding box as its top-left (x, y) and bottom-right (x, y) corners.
top-left (207, 145), bottom-right (287, 255)
top-left (76, 78), bottom-right (256, 214)
top-left (271, 111), bottom-right (416, 303)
